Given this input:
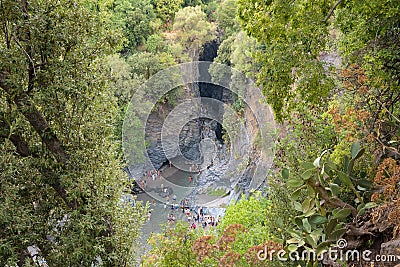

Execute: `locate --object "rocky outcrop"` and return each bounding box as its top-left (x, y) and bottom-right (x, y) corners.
top-left (145, 86), bottom-right (202, 170)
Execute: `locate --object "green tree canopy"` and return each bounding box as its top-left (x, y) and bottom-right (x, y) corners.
top-left (113, 0), bottom-right (157, 52)
top-left (237, 0), bottom-right (334, 122)
top-left (0, 0), bottom-right (145, 265)
top-left (172, 6), bottom-right (217, 61)
top-left (215, 0), bottom-right (239, 38)
top-left (152, 0), bottom-right (184, 27)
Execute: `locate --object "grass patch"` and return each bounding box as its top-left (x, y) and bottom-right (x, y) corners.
top-left (207, 188), bottom-right (227, 197)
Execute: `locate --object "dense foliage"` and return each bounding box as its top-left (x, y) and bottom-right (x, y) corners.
top-left (1, 0), bottom-right (399, 266)
top-left (0, 0), bottom-right (146, 266)
top-left (144, 0), bottom-right (400, 266)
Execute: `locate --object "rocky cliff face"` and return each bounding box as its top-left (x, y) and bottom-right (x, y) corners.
top-left (187, 75), bottom-right (276, 207)
top-left (132, 43), bottom-right (275, 210)
top-left (145, 85), bottom-right (202, 170)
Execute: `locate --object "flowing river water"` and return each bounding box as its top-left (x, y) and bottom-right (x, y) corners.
top-left (136, 138), bottom-right (228, 242)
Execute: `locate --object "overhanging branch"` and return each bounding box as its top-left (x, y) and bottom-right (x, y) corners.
top-left (323, 0), bottom-right (343, 22)
top-left (0, 101), bottom-right (76, 209)
top-left (0, 74), bottom-right (69, 163)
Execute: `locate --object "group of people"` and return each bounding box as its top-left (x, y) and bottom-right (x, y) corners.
top-left (163, 194), bottom-right (181, 210)
top-left (145, 169), bottom-right (161, 181)
top-left (164, 198), bottom-right (188, 224)
top-left (140, 161), bottom-right (223, 229)
top-left (186, 206), bottom-right (221, 230)
top-left (163, 196), bottom-right (188, 210)
top-left (137, 169), bottom-right (163, 190)
top-left (164, 202), bottom-right (221, 230)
